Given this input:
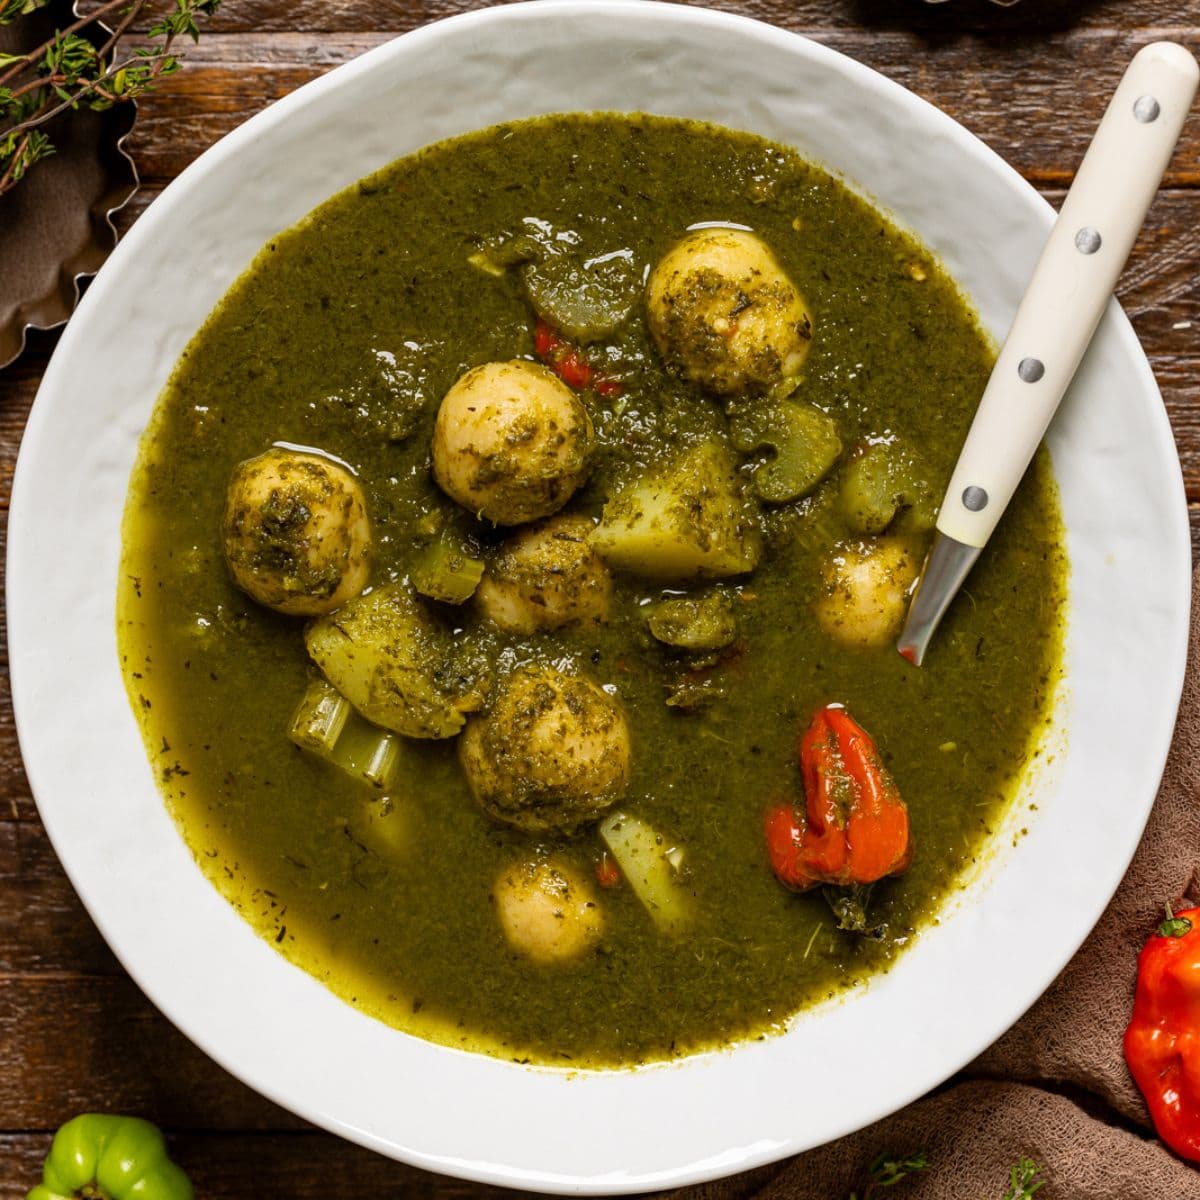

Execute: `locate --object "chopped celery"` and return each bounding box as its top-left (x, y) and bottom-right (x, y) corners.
top-left (838, 441), bottom-right (937, 535)
top-left (729, 399), bottom-right (842, 503)
top-left (289, 678), bottom-right (402, 791)
top-left (288, 678), bottom-right (350, 754)
top-left (466, 250), bottom-right (507, 278)
top-left (412, 538), bottom-right (485, 604)
top-left (331, 712), bottom-right (402, 790)
top-left (520, 249), bottom-right (641, 343)
top-left (599, 811), bottom-right (691, 935)
top-left (352, 794), bottom-right (412, 856)
top-left (647, 593), bottom-right (737, 652)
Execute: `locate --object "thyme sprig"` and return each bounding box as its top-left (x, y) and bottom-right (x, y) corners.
top-left (847, 1151), bottom-right (1046, 1200)
top-left (848, 1150), bottom-right (930, 1199)
top-left (1001, 1155), bottom-right (1046, 1200)
top-left (0, 0), bottom-right (219, 196)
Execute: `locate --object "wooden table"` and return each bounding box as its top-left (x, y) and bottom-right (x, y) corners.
top-left (2, 1), bottom-right (1197, 1193)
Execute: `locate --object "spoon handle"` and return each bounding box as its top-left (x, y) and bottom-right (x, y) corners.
top-left (899, 42), bottom-right (1198, 666)
top-left (941, 41), bottom-right (1197, 548)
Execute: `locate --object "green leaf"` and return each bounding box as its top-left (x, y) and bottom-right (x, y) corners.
top-left (0, 127), bottom-right (55, 186)
top-left (0, 0), bottom-right (51, 26)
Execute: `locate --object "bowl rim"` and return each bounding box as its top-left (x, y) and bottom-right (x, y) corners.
top-left (8, 1), bottom-right (1191, 1192)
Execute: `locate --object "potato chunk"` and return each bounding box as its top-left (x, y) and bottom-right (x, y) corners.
top-left (460, 666), bottom-right (630, 833)
top-left (814, 538), bottom-right (919, 649)
top-left (222, 448), bottom-right (370, 616)
top-left (645, 228), bottom-right (813, 395)
top-left (493, 858), bottom-right (604, 965)
top-left (476, 515), bottom-right (611, 635)
top-left (589, 444), bottom-right (761, 581)
top-left (305, 583), bottom-right (474, 739)
top-left (432, 360), bottom-right (594, 525)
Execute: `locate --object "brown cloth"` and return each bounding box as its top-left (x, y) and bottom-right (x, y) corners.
top-left (672, 568), bottom-right (1200, 1198)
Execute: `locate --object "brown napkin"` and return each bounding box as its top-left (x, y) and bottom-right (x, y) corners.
top-left (672, 567), bottom-right (1200, 1198)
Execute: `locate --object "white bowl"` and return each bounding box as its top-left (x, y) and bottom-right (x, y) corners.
top-left (7, 2), bottom-right (1190, 1191)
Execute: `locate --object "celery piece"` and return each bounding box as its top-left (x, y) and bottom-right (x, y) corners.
top-left (839, 441), bottom-right (937, 535)
top-left (729, 399), bottom-right (842, 504)
top-left (288, 678), bottom-right (351, 754)
top-left (467, 250), bottom-right (507, 278)
top-left (599, 810), bottom-right (692, 935)
top-left (412, 539), bottom-right (485, 604)
top-left (351, 794), bottom-right (412, 858)
top-left (329, 712), bottom-right (402, 791)
top-left (520, 249), bottom-right (640, 344)
top-left (647, 593), bottom-right (737, 652)
top-left (289, 678), bottom-right (402, 791)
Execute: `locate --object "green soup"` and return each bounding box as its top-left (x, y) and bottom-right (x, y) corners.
top-left (118, 114), bottom-right (1065, 1067)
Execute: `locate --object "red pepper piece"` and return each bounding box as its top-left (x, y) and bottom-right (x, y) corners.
top-left (554, 347), bottom-right (595, 390)
top-left (1124, 906), bottom-right (1200, 1162)
top-left (595, 851), bottom-right (620, 889)
top-left (533, 320), bottom-right (558, 360)
top-left (533, 319), bottom-right (622, 396)
top-left (765, 705), bottom-right (912, 892)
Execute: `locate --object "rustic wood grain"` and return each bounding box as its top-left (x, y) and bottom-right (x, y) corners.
top-left (0, 822), bottom-right (117, 974)
top-left (1, 4), bottom-right (1198, 1195)
top-left (117, 28), bottom-right (1200, 187)
top-left (129, 0), bottom-right (1200, 37)
top-left (0, 976), bottom-right (304, 1130)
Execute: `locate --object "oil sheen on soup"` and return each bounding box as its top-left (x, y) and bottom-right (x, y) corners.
top-left (118, 114), bottom-right (1066, 1067)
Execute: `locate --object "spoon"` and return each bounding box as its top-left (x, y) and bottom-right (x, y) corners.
top-left (897, 42), bottom-right (1199, 667)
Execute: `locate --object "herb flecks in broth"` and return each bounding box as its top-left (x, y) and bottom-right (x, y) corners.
top-left (118, 114), bottom-right (1065, 1067)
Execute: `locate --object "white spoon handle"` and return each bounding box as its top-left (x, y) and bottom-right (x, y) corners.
top-left (937, 41), bottom-right (1199, 549)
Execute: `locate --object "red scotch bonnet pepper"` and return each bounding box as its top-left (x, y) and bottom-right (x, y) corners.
top-left (1124, 905), bottom-right (1200, 1162)
top-left (764, 704), bottom-right (912, 892)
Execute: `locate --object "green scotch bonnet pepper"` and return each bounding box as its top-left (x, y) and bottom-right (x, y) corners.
top-left (27, 1114), bottom-right (193, 1200)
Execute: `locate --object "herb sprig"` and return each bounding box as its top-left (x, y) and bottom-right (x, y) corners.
top-left (848, 1150), bottom-right (930, 1200)
top-left (1002, 1155), bottom-right (1046, 1200)
top-left (846, 1151), bottom-right (1046, 1200)
top-left (0, 0), bottom-right (219, 196)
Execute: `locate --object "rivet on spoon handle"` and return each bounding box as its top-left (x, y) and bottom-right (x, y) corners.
top-left (898, 42), bottom-right (1199, 667)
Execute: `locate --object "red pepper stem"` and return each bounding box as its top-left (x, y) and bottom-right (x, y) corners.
top-left (1157, 902), bottom-right (1194, 938)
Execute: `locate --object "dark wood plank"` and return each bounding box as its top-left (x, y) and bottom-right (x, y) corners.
top-left (147, 0), bottom-right (1200, 37)
top-left (115, 28), bottom-right (1200, 188)
top-left (0, 976), bottom-right (304, 1130)
top-left (0, 677), bottom-right (34, 823)
top-left (1117, 192), bottom-right (1200, 345)
top-left (0, 821), bottom-right (117, 974)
